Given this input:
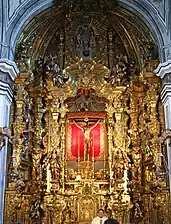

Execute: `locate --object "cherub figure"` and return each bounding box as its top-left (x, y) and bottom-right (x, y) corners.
top-left (30, 198), bottom-right (42, 220)
top-left (15, 178), bottom-right (26, 193)
top-left (134, 200), bottom-right (143, 218)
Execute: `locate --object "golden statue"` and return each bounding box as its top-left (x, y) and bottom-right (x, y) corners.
top-left (49, 149), bottom-right (61, 182)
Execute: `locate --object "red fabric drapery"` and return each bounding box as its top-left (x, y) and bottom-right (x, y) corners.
top-left (68, 122), bottom-right (102, 160)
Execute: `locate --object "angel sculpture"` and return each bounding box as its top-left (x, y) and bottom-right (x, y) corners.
top-left (134, 201), bottom-right (143, 218)
top-left (15, 178), bottom-right (26, 193)
top-left (0, 128), bottom-right (5, 149)
top-left (30, 198), bottom-right (42, 220)
top-left (0, 127), bottom-right (14, 150)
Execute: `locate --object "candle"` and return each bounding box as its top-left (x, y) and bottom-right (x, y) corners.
top-left (93, 132), bottom-right (95, 162)
top-left (92, 129), bottom-right (95, 179)
top-left (78, 131), bottom-right (80, 172)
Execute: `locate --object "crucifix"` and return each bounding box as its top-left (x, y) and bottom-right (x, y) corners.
top-left (74, 118), bottom-right (100, 161)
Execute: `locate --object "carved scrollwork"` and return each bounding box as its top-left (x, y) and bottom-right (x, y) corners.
top-left (65, 88), bottom-right (108, 112)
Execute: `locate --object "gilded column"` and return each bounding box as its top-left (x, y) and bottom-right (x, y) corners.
top-left (49, 99), bottom-right (61, 191)
top-left (146, 80), bottom-right (160, 166)
top-left (32, 94), bottom-right (44, 181)
top-left (129, 79), bottom-right (147, 192)
top-left (106, 94), bottom-right (115, 192)
top-left (12, 74), bottom-right (28, 175)
top-left (112, 87), bottom-right (129, 193)
top-left (59, 99), bottom-right (68, 192)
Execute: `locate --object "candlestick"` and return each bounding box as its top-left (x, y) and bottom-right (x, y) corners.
top-left (92, 130), bottom-right (95, 178)
top-left (83, 123), bottom-right (86, 161)
top-left (103, 122), bottom-right (106, 178)
top-left (88, 123), bottom-right (90, 161)
top-left (78, 131), bottom-right (80, 173)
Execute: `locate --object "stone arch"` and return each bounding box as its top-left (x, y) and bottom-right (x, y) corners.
top-left (4, 0), bottom-right (169, 63)
top-left (119, 0), bottom-right (168, 62)
top-left (4, 0), bottom-right (53, 59)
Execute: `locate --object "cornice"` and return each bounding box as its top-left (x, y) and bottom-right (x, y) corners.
top-left (155, 60), bottom-right (171, 79)
top-left (0, 81), bottom-right (13, 103)
top-left (0, 59), bottom-right (19, 81)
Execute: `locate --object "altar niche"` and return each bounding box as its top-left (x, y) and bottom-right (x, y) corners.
top-left (65, 112), bottom-right (108, 182)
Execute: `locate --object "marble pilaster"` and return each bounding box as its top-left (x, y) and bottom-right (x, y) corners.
top-left (155, 61), bottom-right (171, 197)
top-left (0, 59), bottom-right (18, 223)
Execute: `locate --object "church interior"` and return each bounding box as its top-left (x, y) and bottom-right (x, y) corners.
top-left (1, 0), bottom-right (171, 223)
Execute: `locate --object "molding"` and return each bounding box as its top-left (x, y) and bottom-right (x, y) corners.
top-left (0, 59), bottom-right (19, 81)
top-left (160, 84), bottom-right (171, 104)
top-left (0, 81), bottom-right (13, 103)
top-left (154, 60), bottom-right (171, 79)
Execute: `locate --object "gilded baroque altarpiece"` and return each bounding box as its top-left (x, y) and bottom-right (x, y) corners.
top-left (4, 0), bottom-right (171, 223)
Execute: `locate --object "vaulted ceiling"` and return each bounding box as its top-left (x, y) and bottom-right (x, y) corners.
top-left (15, 0), bottom-right (158, 73)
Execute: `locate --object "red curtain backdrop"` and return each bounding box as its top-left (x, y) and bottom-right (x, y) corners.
top-left (66, 122), bottom-right (104, 161)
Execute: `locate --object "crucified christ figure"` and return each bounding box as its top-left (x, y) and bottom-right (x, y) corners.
top-left (74, 118), bottom-right (100, 161)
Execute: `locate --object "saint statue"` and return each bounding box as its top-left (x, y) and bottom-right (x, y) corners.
top-left (49, 149), bottom-right (61, 182)
top-left (76, 25), bottom-right (94, 57)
